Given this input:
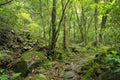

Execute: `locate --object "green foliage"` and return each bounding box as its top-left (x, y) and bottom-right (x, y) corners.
top-left (0, 68), bottom-right (21, 80)
top-left (26, 23), bottom-right (42, 39)
top-left (0, 50), bottom-right (13, 65)
top-left (0, 75), bottom-right (9, 80)
top-left (14, 60), bottom-right (28, 77)
top-left (20, 12), bottom-right (32, 22)
top-left (0, 7), bottom-right (18, 28)
top-left (105, 50), bottom-right (120, 66)
top-left (0, 0), bottom-right (120, 79)
top-left (80, 47), bottom-right (120, 80)
top-left (10, 73), bottom-right (21, 80)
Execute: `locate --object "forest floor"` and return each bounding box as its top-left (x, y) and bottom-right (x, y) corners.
top-left (27, 53), bottom-right (95, 80)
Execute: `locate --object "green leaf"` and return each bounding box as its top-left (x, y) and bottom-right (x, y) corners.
top-left (10, 73), bottom-right (21, 80)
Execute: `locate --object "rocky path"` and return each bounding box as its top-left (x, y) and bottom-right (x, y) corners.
top-left (27, 54), bottom-right (95, 80)
top-left (47, 54), bottom-right (95, 80)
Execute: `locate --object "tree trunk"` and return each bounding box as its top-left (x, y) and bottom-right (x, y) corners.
top-left (61, 1), bottom-right (69, 50)
top-left (73, 22), bottom-right (76, 42)
top-left (99, 14), bottom-right (107, 43)
top-left (50, 0), bottom-right (57, 54)
top-left (63, 13), bottom-right (69, 50)
top-left (39, 0), bottom-right (46, 39)
top-left (94, 0), bottom-right (99, 46)
top-left (81, 6), bottom-right (87, 46)
top-left (99, 0), bottom-right (112, 43)
top-left (74, 6), bottom-right (84, 42)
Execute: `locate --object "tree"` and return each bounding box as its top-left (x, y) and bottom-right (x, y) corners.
top-left (50, 0), bottom-right (57, 54)
top-left (62, 1), bottom-right (69, 50)
top-left (99, 0), bottom-right (113, 43)
top-left (50, 0), bottom-right (70, 55)
top-left (94, 0), bottom-right (99, 46)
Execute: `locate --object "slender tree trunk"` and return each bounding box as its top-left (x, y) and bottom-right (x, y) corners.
top-left (63, 13), bottom-right (69, 50)
top-left (39, 0), bottom-right (46, 39)
top-left (73, 22), bottom-right (76, 42)
top-left (62, 1), bottom-right (69, 50)
top-left (99, 0), bottom-right (112, 43)
top-left (81, 6), bottom-right (87, 46)
top-left (94, 0), bottom-right (99, 46)
top-left (49, 0), bottom-right (70, 56)
top-left (99, 15), bottom-right (107, 43)
top-left (50, 0), bottom-right (57, 54)
top-left (74, 6), bottom-right (84, 42)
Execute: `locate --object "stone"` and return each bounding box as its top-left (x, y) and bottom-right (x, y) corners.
top-left (63, 71), bottom-right (76, 79)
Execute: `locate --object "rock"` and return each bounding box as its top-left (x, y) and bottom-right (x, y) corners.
top-left (32, 74), bottom-right (48, 80)
top-left (63, 71), bottom-right (76, 79)
top-left (14, 60), bottom-right (28, 77)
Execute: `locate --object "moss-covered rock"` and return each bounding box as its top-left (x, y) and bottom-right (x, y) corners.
top-left (20, 51), bottom-right (47, 69)
top-left (20, 51), bottom-right (47, 63)
top-left (14, 60), bottom-right (28, 77)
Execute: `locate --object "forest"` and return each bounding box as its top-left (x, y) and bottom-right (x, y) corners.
top-left (0, 0), bottom-right (120, 80)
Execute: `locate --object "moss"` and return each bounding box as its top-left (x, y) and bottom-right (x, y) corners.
top-left (21, 51), bottom-right (47, 62)
top-left (14, 60), bottom-right (28, 77)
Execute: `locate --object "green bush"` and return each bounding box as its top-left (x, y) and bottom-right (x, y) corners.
top-left (80, 47), bottom-right (120, 80)
top-left (0, 68), bottom-right (21, 80)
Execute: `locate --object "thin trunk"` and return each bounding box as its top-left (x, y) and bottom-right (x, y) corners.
top-left (63, 13), bottom-right (69, 50)
top-left (50, 0), bottom-right (56, 54)
top-left (99, 15), bottom-right (107, 43)
top-left (99, 0), bottom-right (112, 43)
top-left (50, 0), bottom-right (70, 55)
top-left (73, 22), bottom-right (76, 42)
top-left (94, 0), bottom-right (99, 46)
top-left (62, 0), bottom-right (69, 50)
top-left (81, 6), bottom-right (87, 46)
top-left (39, 0), bottom-right (46, 39)
top-left (74, 6), bottom-right (84, 42)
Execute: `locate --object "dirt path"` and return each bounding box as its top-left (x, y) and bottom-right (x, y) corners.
top-left (47, 54), bottom-right (95, 80)
top-left (27, 54), bottom-right (95, 80)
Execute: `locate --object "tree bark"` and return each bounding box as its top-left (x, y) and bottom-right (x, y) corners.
top-left (39, 0), bottom-right (46, 39)
top-left (81, 6), bottom-right (87, 46)
top-left (94, 0), bottom-right (99, 46)
top-left (50, 0), bottom-right (57, 54)
top-left (63, 5), bottom-right (69, 50)
top-left (99, 0), bottom-right (112, 43)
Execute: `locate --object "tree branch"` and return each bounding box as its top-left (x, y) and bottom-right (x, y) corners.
top-left (0, 0), bottom-right (13, 6)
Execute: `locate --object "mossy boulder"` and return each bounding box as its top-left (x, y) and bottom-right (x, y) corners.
top-left (21, 51), bottom-right (47, 63)
top-left (14, 60), bottom-right (28, 77)
top-left (20, 51), bottom-right (47, 69)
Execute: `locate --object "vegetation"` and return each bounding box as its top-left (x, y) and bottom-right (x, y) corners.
top-left (0, 0), bottom-right (120, 80)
